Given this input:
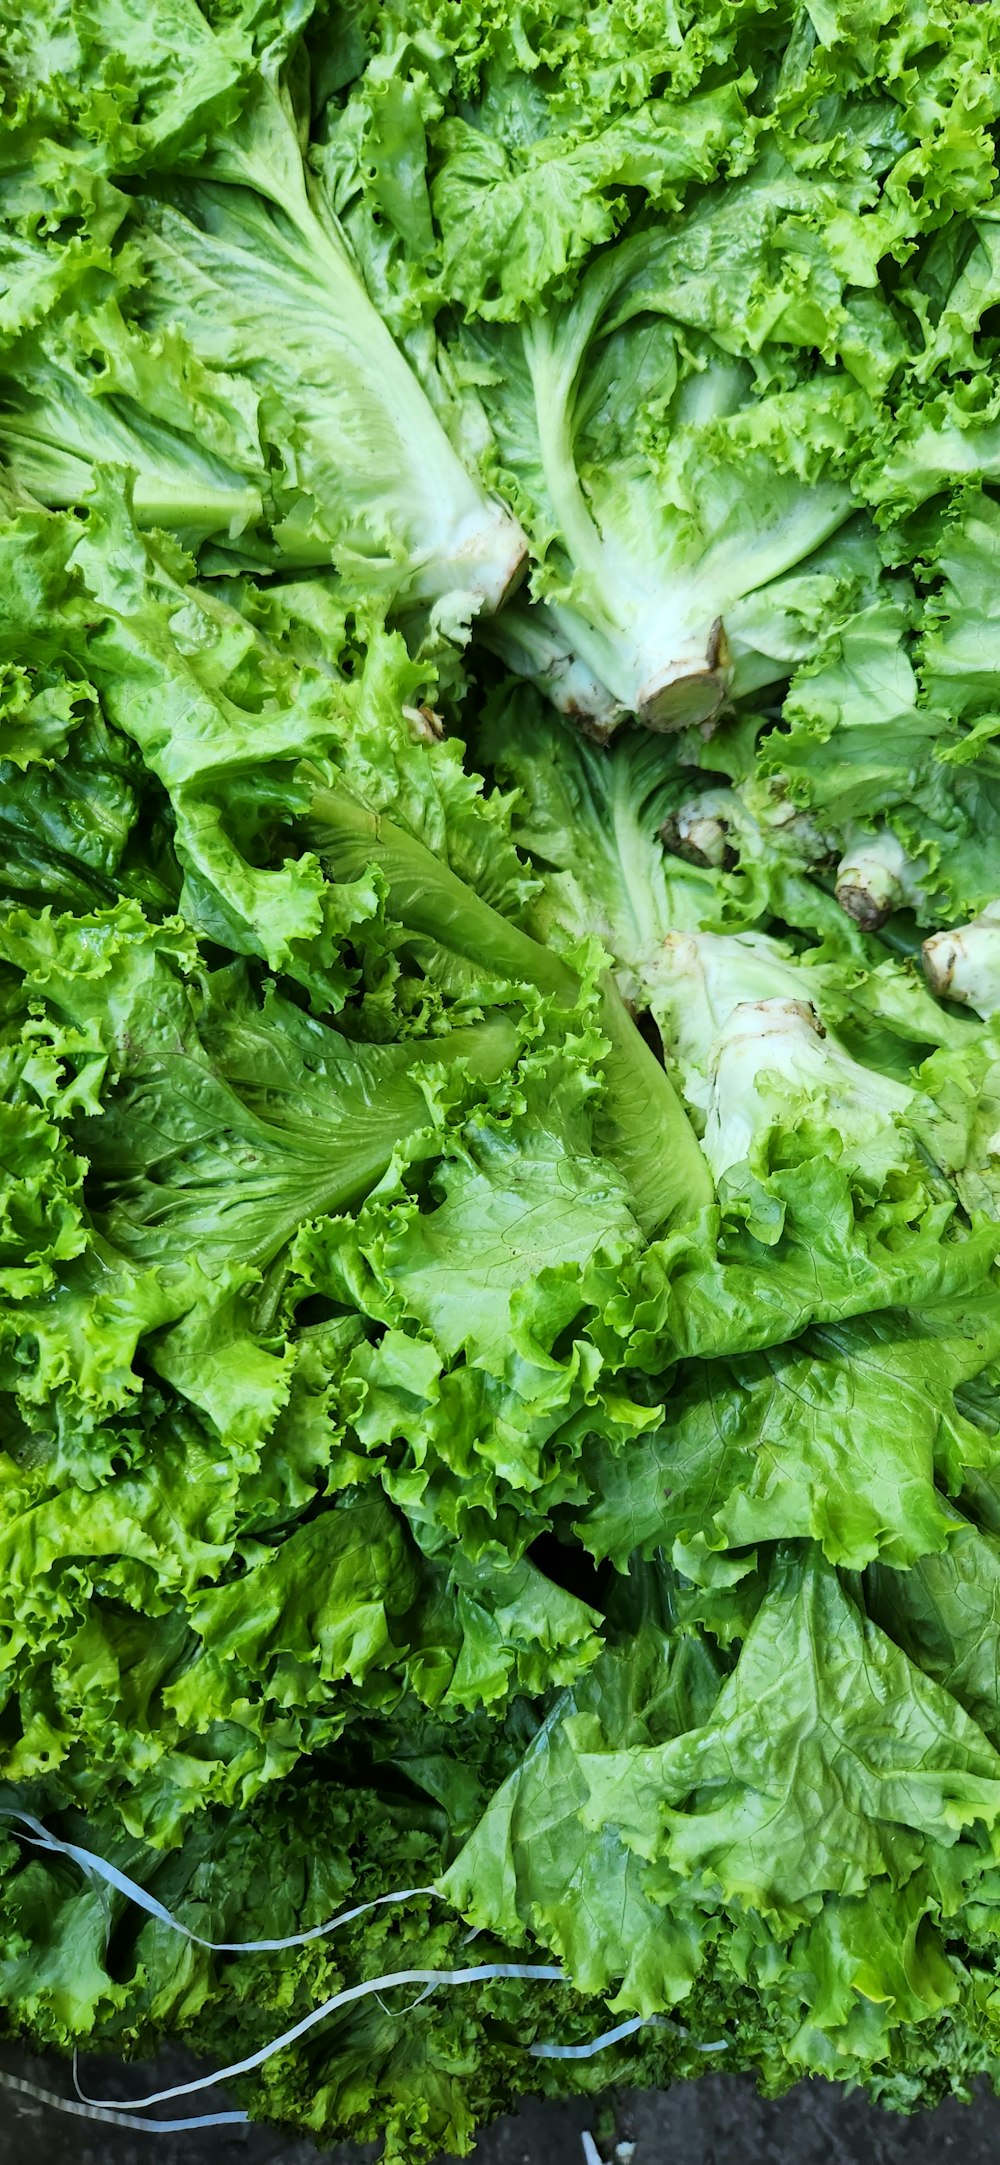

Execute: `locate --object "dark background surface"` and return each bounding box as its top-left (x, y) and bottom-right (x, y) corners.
top-left (5, 2046), bottom-right (1000, 2165)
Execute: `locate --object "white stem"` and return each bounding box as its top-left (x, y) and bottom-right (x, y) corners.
top-left (478, 600), bottom-right (623, 734)
top-left (835, 829), bottom-right (924, 930)
top-left (923, 904), bottom-right (1000, 1016)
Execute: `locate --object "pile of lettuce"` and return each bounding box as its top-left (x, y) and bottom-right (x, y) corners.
top-left (7, 0), bottom-right (1000, 2155)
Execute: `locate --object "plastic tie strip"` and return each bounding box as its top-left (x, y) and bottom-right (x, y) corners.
top-left (0, 1807), bottom-right (714, 2123)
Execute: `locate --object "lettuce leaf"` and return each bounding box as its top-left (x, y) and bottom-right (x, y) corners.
top-left (0, 0), bottom-right (528, 628)
top-left (445, 1546), bottom-right (1000, 2020)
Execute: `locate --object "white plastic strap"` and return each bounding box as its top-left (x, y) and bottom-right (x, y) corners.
top-left (530, 2014), bottom-right (665, 2059)
top-left (2, 1807), bottom-right (677, 2124)
top-left (74, 1963), bottom-right (566, 2110)
top-left (0, 2067), bottom-right (249, 2133)
top-left (0, 1809), bottom-right (436, 1953)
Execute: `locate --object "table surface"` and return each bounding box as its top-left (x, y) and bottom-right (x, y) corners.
top-left (4, 2048), bottom-right (1000, 2165)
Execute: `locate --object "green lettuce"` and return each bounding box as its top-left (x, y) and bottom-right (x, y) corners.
top-left (7, 0), bottom-right (1000, 2153)
top-left (462, 303), bottom-right (867, 726)
top-left (313, 0), bottom-right (1000, 723)
top-left (726, 497), bottom-right (1000, 933)
top-left (479, 693), bottom-right (990, 1275)
top-left (0, 0), bottom-right (527, 631)
top-left (444, 1545), bottom-right (1000, 2039)
top-left (577, 1295), bottom-right (1000, 1575)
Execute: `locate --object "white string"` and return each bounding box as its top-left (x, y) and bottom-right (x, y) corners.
top-left (0, 1809), bottom-right (436, 1953)
top-left (2, 1807), bottom-right (689, 2125)
top-left (530, 2014), bottom-right (666, 2059)
top-left (373, 1981), bottom-right (437, 2017)
top-left (73, 1964), bottom-right (567, 2110)
top-left (0, 2068), bottom-right (249, 2133)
